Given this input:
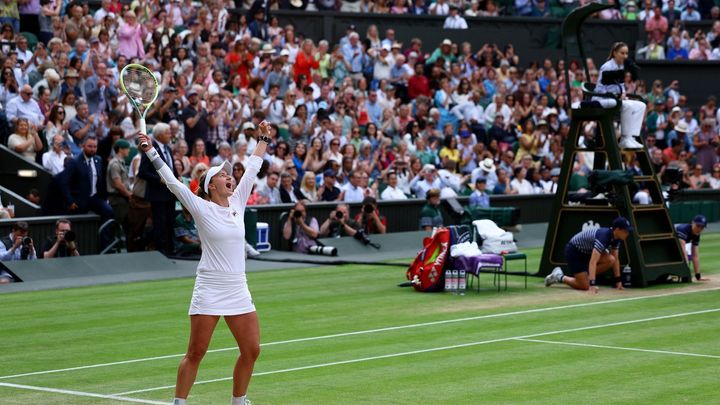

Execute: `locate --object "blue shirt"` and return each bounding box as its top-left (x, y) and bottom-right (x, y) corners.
top-left (675, 223), bottom-right (700, 246)
top-left (341, 43), bottom-right (364, 73)
top-left (469, 190), bottom-right (490, 208)
top-left (569, 227), bottom-right (621, 255)
top-left (667, 47), bottom-right (689, 60)
top-left (366, 100), bottom-right (383, 126)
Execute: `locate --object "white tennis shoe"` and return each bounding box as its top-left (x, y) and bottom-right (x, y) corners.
top-left (545, 267), bottom-right (564, 286)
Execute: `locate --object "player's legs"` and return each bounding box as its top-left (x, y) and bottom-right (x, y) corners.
top-left (225, 312), bottom-right (261, 398)
top-left (175, 315), bottom-right (221, 399)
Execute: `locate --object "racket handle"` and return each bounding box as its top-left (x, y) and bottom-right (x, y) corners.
top-left (139, 119), bottom-right (148, 148)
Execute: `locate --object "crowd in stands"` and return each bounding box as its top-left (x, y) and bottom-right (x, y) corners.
top-left (0, 0), bottom-right (719, 255)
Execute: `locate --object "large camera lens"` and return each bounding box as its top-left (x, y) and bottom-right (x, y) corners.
top-left (64, 230), bottom-right (76, 242)
top-left (22, 236), bottom-right (32, 246)
top-left (335, 211), bottom-right (344, 219)
top-left (293, 210), bottom-right (303, 219)
top-left (363, 204), bottom-right (374, 213)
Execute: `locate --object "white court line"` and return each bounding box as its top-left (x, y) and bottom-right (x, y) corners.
top-left (113, 307), bottom-right (720, 396)
top-left (515, 338), bottom-right (720, 359)
top-left (3, 286), bottom-right (719, 382)
top-left (0, 382), bottom-right (168, 404)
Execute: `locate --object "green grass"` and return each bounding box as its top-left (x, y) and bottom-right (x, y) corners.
top-left (2, 235), bottom-right (720, 404)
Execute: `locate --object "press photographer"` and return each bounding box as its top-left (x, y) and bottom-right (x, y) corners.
top-left (319, 204), bottom-right (360, 238)
top-left (41, 219), bottom-right (81, 259)
top-left (0, 221), bottom-right (37, 262)
top-left (282, 201), bottom-right (319, 253)
top-left (353, 197), bottom-right (387, 235)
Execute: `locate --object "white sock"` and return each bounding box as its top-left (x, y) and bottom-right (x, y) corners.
top-left (173, 399), bottom-right (186, 405)
top-left (231, 395), bottom-right (246, 405)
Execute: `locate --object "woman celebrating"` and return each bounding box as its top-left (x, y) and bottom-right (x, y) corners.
top-left (137, 122), bottom-right (272, 405)
top-left (594, 42), bottom-right (646, 149)
top-left (8, 118), bottom-right (43, 162)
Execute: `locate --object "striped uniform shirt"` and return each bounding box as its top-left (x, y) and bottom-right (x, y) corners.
top-left (675, 224), bottom-right (700, 246)
top-left (569, 227), bottom-right (621, 255)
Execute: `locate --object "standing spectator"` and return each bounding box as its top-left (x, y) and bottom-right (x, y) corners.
top-left (138, 123), bottom-right (178, 255)
top-left (60, 136), bottom-right (114, 239)
top-left (42, 134), bottom-right (67, 175)
top-left (645, 5), bottom-right (668, 44)
top-left (295, 39), bottom-right (320, 85)
top-left (7, 117), bottom-right (43, 162)
top-left (68, 100), bottom-right (99, 146)
top-left (178, 89), bottom-right (209, 148)
top-left (83, 62), bottom-right (117, 116)
top-left (117, 11), bottom-right (146, 59)
top-left (106, 139), bottom-right (133, 241)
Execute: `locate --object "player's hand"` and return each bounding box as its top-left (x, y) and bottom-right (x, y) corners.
top-left (588, 285), bottom-right (599, 295)
top-left (137, 133), bottom-right (152, 152)
top-left (257, 120), bottom-right (269, 136)
top-left (615, 282), bottom-right (624, 290)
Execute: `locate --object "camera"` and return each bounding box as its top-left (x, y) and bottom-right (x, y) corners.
top-left (20, 236), bottom-right (32, 260)
top-left (308, 245), bottom-right (338, 256)
top-left (293, 210), bottom-right (303, 219)
top-left (353, 229), bottom-right (371, 245)
top-left (363, 204), bottom-right (374, 214)
top-left (64, 230), bottom-right (76, 243)
top-left (335, 211), bottom-right (344, 219)
top-left (22, 236), bottom-right (32, 246)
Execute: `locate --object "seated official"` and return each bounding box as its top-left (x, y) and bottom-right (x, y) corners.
top-left (545, 217), bottom-right (633, 293)
top-left (320, 204), bottom-right (361, 238)
top-left (353, 197), bottom-right (387, 234)
top-left (41, 218), bottom-right (80, 259)
top-left (675, 215), bottom-right (708, 281)
top-left (282, 201), bottom-right (319, 253)
top-left (419, 188), bottom-right (444, 231)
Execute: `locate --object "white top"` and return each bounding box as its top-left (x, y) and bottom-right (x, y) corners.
top-left (149, 148), bottom-right (262, 274)
top-left (42, 150), bottom-right (67, 175)
top-left (380, 185), bottom-right (407, 200)
top-left (342, 183), bottom-right (365, 202)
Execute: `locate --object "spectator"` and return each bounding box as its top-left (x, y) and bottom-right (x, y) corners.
top-left (645, 5), bottom-right (668, 44)
top-left (443, 5), bottom-right (468, 29)
top-left (42, 134), bottom-right (67, 175)
top-left (339, 170), bottom-right (367, 202)
top-left (353, 196), bottom-right (387, 234)
top-left (116, 11), bottom-right (146, 60)
top-left (318, 169), bottom-right (342, 201)
top-left (681, 2), bottom-right (701, 21)
top-left (258, 171), bottom-right (282, 204)
top-left (510, 166), bottom-right (534, 194)
top-left (707, 165), bottom-right (720, 189)
top-left (138, 123), bottom-right (178, 255)
top-left (279, 172), bottom-right (304, 203)
top-left (0, 221), bottom-right (36, 266)
top-left (694, 119), bottom-right (719, 173)
top-left (667, 36), bottom-right (689, 60)
top-left (174, 206), bottom-right (201, 257)
top-left (41, 218), bottom-right (80, 259)
top-left (7, 117), bottom-right (43, 162)
top-left (6, 84), bottom-right (44, 128)
top-left (419, 188), bottom-right (443, 231)
top-left (380, 170), bottom-right (408, 200)
top-left (689, 38), bottom-right (712, 61)
top-left (282, 200), bottom-right (319, 253)
top-left (68, 100), bottom-right (100, 146)
top-left (299, 171), bottom-right (319, 202)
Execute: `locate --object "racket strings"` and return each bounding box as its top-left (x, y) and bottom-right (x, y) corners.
top-left (121, 67), bottom-right (158, 105)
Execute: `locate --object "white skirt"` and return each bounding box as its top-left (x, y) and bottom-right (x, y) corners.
top-left (189, 270), bottom-right (256, 316)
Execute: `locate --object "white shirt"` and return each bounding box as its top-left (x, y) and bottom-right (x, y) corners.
top-left (5, 96), bottom-right (44, 127)
top-left (42, 150), bottom-right (67, 175)
top-left (152, 149), bottom-right (263, 274)
top-left (443, 15), bottom-right (468, 29)
top-left (342, 183), bottom-right (365, 202)
top-left (510, 178), bottom-right (535, 195)
top-left (380, 185), bottom-right (407, 200)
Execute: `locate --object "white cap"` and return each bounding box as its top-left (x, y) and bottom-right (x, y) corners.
top-left (242, 122), bottom-right (256, 130)
top-left (203, 160), bottom-right (233, 194)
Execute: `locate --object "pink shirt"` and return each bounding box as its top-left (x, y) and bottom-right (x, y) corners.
top-left (117, 23), bottom-right (146, 59)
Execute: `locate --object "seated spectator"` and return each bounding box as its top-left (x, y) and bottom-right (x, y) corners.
top-left (353, 197), bottom-right (387, 234)
top-left (419, 188), bottom-right (444, 231)
top-left (258, 171), bottom-right (282, 204)
top-left (339, 170), bottom-right (367, 202)
top-left (689, 38), bottom-right (712, 61)
top-left (41, 218), bottom-right (80, 259)
top-left (318, 169), bottom-right (342, 201)
top-left (5, 84), bottom-right (44, 128)
top-left (681, 2), bottom-right (701, 21)
top-left (469, 178), bottom-right (490, 208)
top-left (0, 221), bottom-right (37, 262)
top-left (174, 207), bottom-right (201, 257)
top-left (510, 167), bottom-right (535, 194)
top-left (280, 172), bottom-right (305, 203)
top-left (7, 117), bottom-right (43, 162)
top-left (42, 134), bottom-right (68, 175)
top-left (493, 168), bottom-right (518, 195)
top-left (299, 171), bottom-right (319, 202)
top-left (443, 5), bottom-right (468, 29)
top-left (381, 170), bottom-right (408, 200)
top-left (320, 203), bottom-right (361, 238)
top-left (666, 35), bottom-right (689, 60)
top-left (708, 165), bottom-right (720, 189)
top-left (282, 201), bottom-right (319, 253)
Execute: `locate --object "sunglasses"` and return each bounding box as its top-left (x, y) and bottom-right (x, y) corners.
top-left (287, 165), bottom-right (296, 169)
top-left (331, 142), bottom-right (339, 146)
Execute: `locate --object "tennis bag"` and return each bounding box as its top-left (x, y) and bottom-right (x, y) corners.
top-left (406, 228), bottom-right (451, 292)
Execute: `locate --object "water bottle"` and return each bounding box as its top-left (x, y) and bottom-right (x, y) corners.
top-left (622, 264), bottom-right (632, 288)
top-left (458, 270), bottom-right (466, 295)
top-left (451, 270), bottom-right (459, 294)
top-left (444, 269), bottom-right (452, 292)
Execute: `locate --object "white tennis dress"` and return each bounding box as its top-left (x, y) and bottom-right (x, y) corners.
top-left (151, 150), bottom-right (263, 316)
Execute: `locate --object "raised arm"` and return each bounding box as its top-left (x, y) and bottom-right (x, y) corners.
top-left (233, 121), bottom-right (271, 204)
top-left (137, 133), bottom-right (204, 214)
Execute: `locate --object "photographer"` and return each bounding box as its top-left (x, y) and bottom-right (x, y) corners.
top-left (0, 221), bottom-right (37, 261)
top-left (41, 219), bottom-right (80, 259)
top-left (320, 204), bottom-right (360, 238)
top-left (353, 197), bottom-right (387, 235)
top-left (282, 201), bottom-right (319, 253)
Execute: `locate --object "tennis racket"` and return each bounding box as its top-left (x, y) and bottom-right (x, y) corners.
top-left (119, 63), bottom-right (160, 148)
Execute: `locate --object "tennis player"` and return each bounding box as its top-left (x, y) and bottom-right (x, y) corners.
top-left (138, 122), bottom-right (271, 405)
top-left (545, 217), bottom-right (633, 294)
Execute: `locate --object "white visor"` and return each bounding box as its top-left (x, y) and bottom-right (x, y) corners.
top-left (203, 160), bottom-right (233, 194)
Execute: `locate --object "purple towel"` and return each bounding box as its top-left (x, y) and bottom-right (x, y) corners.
top-left (451, 254), bottom-right (503, 276)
